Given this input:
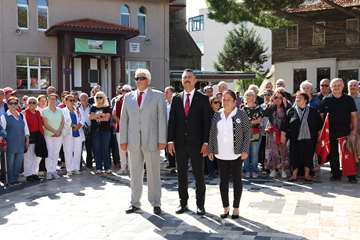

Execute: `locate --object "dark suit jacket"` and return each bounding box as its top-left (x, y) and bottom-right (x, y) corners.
top-left (168, 90), bottom-right (211, 149)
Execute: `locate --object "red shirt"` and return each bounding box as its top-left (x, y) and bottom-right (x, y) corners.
top-left (114, 95), bottom-right (124, 132)
top-left (24, 109), bottom-right (44, 134)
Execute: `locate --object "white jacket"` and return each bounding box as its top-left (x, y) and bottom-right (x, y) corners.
top-left (62, 107), bottom-right (85, 141)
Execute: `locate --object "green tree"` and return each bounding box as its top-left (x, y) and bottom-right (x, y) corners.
top-left (206, 0), bottom-right (360, 33)
top-left (215, 24), bottom-right (268, 72)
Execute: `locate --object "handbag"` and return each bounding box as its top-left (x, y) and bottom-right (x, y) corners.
top-left (34, 132), bottom-right (48, 158)
top-left (34, 111), bottom-right (48, 158)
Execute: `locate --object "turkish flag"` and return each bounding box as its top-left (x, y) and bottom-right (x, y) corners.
top-left (338, 136), bottom-right (358, 177)
top-left (316, 113), bottom-right (330, 164)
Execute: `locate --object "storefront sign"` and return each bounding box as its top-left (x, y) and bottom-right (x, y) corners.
top-left (129, 42), bottom-right (140, 53)
top-left (75, 38), bottom-right (117, 54)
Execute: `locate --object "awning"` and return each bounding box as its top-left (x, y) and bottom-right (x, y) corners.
top-left (170, 71), bottom-right (256, 83)
top-left (45, 18), bottom-right (139, 39)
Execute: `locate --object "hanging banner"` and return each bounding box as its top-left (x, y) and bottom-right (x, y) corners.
top-left (75, 38), bottom-right (117, 54)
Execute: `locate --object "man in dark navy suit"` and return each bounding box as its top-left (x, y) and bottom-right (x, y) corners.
top-left (167, 69), bottom-right (212, 215)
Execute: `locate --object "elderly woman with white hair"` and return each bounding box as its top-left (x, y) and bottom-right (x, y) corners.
top-left (299, 80), bottom-right (317, 109)
top-left (248, 84), bottom-right (264, 105)
top-left (89, 91), bottom-right (112, 174)
top-left (23, 96), bottom-right (45, 181)
top-left (242, 90), bottom-right (263, 178)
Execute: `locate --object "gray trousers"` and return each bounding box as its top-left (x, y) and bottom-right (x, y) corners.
top-left (128, 148), bottom-right (162, 208)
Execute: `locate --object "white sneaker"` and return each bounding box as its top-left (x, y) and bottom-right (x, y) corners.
top-left (46, 173), bottom-right (53, 180)
top-left (281, 170), bottom-right (287, 179)
top-left (252, 172), bottom-right (258, 178)
top-left (95, 170), bottom-right (102, 175)
top-left (244, 172), bottom-right (250, 178)
top-left (106, 169), bottom-right (112, 174)
top-left (67, 171), bottom-right (72, 176)
top-left (270, 170), bottom-right (277, 178)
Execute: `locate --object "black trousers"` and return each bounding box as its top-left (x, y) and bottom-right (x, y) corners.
top-left (110, 132), bottom-right (120, 166)
top-left (218, 158), bottom-right (243, 208)
top-left (328, 138), bottom-right (342, 178)
top-left (39, 157), bottom-right (46, 172)
top-left (176, 143), bottom-right (206, 208)
top-left (0, 151), bottom-right (5, 181)
top-left (84, 132), bottom-right (93, 168)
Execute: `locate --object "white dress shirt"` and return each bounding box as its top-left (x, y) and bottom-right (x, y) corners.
top-left (183, 88), bottom-right (195, 108)
top-left (166, 99), bottom-right (172, 122)
top-left (0, 110), bottom-right (30, 136)
top-left (215, 108), bottom-right (240, 160)
top-left (137, 88), bottom-right (149, 108)
top-left (78, 104), bottom-right (91, 127)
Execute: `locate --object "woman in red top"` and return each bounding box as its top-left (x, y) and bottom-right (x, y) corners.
top-left (23, 97), bottom-right (45, 181)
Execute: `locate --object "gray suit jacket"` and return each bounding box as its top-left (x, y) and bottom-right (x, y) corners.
top-left (119, 88), bottom-right (167, 152)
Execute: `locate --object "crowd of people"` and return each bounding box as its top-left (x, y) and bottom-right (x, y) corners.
top-left (0, 68), bottom-right (359, 218)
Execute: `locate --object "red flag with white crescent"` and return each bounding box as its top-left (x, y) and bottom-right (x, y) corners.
top-left (338, 136), bottom-right (358, 177)
top-left (316, 113), bottom-right (330, 164)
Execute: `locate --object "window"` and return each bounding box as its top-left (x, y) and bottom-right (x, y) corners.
top-left (286, 25), bottom-right (298, 48)
top-left (313, 22), bottom-right (325, 46)
top-left (37, 0), bottom-right (48, 30)
top-left (188, 15), bottom-right (204, 32)
top-left (346, 18), bottom-right (359, 45)
top-left (316, 68), bottom-right (331, 91)
top-left (120, 4), bottom-right (130, 27)
top-left (293, 69), bottom-right (307, 92)
top-left (138, 6), bottom-right (146, 36)
top-left (126, 61), bottom-right (149, 86)
top-left (338, 69), bottom-right (359, 86)
top-left (16, 56), bottom-right (51, 90)
top-left (17, 0), bottom-right (29, 29)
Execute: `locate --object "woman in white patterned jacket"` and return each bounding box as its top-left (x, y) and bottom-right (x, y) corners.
top-left (208, 90), bottom-right (250, 219)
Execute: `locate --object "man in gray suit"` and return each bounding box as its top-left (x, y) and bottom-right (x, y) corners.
top-left (120, 68), bottom-right (167, 215)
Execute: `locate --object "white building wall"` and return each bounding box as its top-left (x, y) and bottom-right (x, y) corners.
top-left (188, 8), bottom-right (272, 72)
top-left (274, 58), bottom-right (345, 92)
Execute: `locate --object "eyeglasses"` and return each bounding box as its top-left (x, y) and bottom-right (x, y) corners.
top-left (320, 84), bottom-right (329, 87)
top-left (8, 101), bottom-right (18, 106)
top-left (28, 101), bottom-right (37, 105)
top-left (68, 99), bottom-right (75, 102)
top-left (135, 77), bottom-right (147, 81)
top-left (96, 97), bottom-right (104, 99)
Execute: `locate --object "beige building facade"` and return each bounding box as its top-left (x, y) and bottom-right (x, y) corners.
top-left (0, 0), bottom-right (170, 97)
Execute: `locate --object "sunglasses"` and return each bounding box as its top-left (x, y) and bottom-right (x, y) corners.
top-left (29, 101), bottom-right (37, 105)
top-left (320, 84), bottom-right (329, 87)
top-left (213, 101), bottom-right (220, 104)
top-left (135, 76), bottom-right (147, 81)
top-left (96, 97), bottom-right (104, 99)
top-left (8, 101), bottom-right (18, 105)
top-left (68, 99), bottom-right (75, 102)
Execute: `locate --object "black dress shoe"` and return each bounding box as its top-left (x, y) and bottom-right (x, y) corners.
top-left (153, 206), bottom-right (162, 215)
top-left (196, 207), bottom-right (206, 216)
top-left (348, 176), bottom-right (358, 184)
top-left (330, 175), bottom-right (341, 181)
top-left (26, 176), bottom-right (34, 182)
top-left (231, 214), bottom-right (239, 219)
top-left (125, 205), bottom-right (140, 214)
top-left (220, 212), bottom-right (229, 219)
top-left (175, 205), bottom-right (189, 214)
top-left (32, 175), bottom-right (40, 181)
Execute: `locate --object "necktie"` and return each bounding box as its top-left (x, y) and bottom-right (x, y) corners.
top-left (137, 92), bottom-right (144, 107)
top-left (184, 93), bottom-right (190, 117)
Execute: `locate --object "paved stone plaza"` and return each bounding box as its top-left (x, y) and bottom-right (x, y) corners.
top-left (0, 165), bottom-right (360, 240)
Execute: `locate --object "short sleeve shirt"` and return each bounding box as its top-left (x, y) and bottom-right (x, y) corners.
top-left (90, 106), bottom-right (112, 132)
top-left (42, 107), bottom-right (63, 137)
top-left (319, 94), bottom-right (357, 138)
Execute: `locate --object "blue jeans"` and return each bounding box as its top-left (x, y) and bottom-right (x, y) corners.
top-left (7, 152), bottom-right (24, 184)
top-left (243, 141), bottom-right (259, 174)
top-left (92, 131), bottom-right (111, 171)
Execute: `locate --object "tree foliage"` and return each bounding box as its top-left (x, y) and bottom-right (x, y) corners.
top-left (215, 24), bottom-right (268, 72)
top-left (207, 0), bottom-right (360, 31)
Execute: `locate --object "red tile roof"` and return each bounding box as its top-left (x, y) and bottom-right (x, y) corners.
top-left (288, 0), bottom-right (360, 13)
top-left (45, 18), bottom-right (139, 39)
